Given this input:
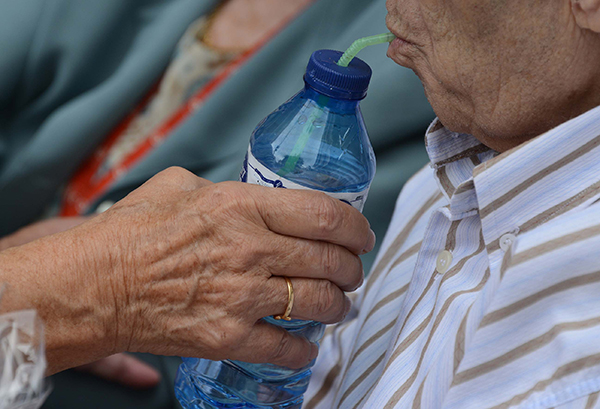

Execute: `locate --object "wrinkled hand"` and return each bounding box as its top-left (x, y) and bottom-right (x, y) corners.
top-left (80, 167), bottom-right (375, 369)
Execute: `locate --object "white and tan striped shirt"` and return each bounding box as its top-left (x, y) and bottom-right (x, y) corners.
top-left (304, 105), bottom-right (600, 409)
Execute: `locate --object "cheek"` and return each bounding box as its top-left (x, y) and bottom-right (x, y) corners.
top-left (396, 5), bottom-right (476, 94)
top-left (412, 46), bottom-right (480, 125)
top-left (412, 0), bottom-right (503, 86)
top-left (410, 25), bottom-right (507, 133)
top-left (388, 0), bottom-right (508, 133)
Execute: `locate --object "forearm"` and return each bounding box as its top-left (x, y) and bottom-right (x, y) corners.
top-left (0, 227), bottom-right (118, 375)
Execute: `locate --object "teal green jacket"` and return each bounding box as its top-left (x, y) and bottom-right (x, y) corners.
top-left (0, 0), bottom-right (433, 268)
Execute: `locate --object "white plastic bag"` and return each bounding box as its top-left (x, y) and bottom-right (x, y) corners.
top-left (0, 288), bottom-right (49, 409)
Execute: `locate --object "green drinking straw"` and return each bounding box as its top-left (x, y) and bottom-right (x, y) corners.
top-left (280, 95), bottom-right (329, 175)
top-left (337, 32), bottom-right (395, 67)
top-left (280, 33), bottom-right (395, 176)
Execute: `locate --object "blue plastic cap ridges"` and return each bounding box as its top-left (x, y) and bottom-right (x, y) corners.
top-left (304, 49), bottom-right (372, 100)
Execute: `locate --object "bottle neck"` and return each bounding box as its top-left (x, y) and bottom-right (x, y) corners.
top-left (302, 84), bottom-right (361, 113)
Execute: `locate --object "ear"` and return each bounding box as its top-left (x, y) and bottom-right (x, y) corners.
top-left (571, 0), bottom-right (600, 32)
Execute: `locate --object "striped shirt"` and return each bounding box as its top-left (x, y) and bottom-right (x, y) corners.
top-left (304, 105), bottom-right (600, 409)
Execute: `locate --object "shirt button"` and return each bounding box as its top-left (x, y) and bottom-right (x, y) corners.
top-left (436, 250), bottom-right (453, 274)
top-left (499, 233), bottom-right (517, 252)
top-left (95, 200), bottom-right (115, 214)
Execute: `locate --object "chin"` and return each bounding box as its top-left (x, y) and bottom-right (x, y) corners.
top-left (420, 85), bottom-right (472, 135)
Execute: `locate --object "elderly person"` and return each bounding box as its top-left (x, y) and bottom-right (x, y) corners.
top-left (303, 0), bottom-right (600, 408)
top-left (0, 0), bottom-right (434, 407)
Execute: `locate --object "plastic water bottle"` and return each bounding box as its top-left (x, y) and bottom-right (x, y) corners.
top-left (175, 49), bottom-right (375, 409)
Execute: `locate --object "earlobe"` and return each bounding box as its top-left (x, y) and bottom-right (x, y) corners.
top-left (571, 0), bottom-right (600, 32)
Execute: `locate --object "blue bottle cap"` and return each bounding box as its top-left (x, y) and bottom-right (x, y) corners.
top-left (304, 49), bottom-right (372, 100)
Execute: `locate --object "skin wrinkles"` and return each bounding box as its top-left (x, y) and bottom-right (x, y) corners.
top-left (385, 0), bottom-right (600, 152)
top-left (0, 167), bottom-right (376, 374)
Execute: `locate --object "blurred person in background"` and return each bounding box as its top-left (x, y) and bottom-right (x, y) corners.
top-left (0, 0), bottom-right (433, 408)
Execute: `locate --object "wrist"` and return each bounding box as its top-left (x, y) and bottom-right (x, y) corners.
top-left (0, 225), bottom-right (121, 374)
top-left (70, 216), bottom-right (131, 356)
top-left (79, 214), bottom-right (141, 355)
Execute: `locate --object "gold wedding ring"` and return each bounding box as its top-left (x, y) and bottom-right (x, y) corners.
top-left (274, 277), bottom-right (294, 321)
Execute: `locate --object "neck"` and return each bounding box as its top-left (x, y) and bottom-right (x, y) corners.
top-left (206, 0), bottom-right (314, 51)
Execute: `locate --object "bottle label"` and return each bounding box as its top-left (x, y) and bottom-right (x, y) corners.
top-left (240, 147), bottom-right (369, 212)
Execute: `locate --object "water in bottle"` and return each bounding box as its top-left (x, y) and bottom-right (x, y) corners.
top-left (175, 49), bottom-right (375, 409)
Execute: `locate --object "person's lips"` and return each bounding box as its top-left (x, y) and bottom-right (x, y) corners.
top-left (386, 31), bottom-right (418, 67)
top-left (388, 36), bottom-right (413, 53)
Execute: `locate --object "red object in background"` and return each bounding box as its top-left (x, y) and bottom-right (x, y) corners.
top-left (60, 9), bottom-right (301, 216)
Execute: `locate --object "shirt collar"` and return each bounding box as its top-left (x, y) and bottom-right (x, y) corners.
top-left (426, 105), bottom-right (600, 252)
top-left (425, 119), bottom-right (491, 169)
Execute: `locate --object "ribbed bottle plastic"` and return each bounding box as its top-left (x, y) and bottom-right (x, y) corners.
top-left (175, 49), bottom-right (375, 409)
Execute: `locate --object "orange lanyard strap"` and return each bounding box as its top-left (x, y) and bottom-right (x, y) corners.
top-left (61, 8), bottom-right (303, 216)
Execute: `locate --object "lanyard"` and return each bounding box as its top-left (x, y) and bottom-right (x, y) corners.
top-left (60, 12), bottom-right (297, 216)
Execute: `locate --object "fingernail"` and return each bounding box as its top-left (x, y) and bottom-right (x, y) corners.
top-left (362, 229), bottom-right (376, 254)
top-left (310, 342), bottom-right (319, 359)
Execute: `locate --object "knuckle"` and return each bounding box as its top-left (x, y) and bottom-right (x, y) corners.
top-left (205, 186), bottom-right (236, 214)
top-left (314, 197), bottom-right (342, 236)
top-left (314, 280), bottom-right (338, 317)
top-left (152, 166), bottom-right (198, 190)
top-left (161, 166), bottom-right (192, 180)
top-left (206, 182), bottom-right (230, 201)
top-left (321, 243), bottom-right (341, 278)
top-left (207, 182), bottom-right (251, 210)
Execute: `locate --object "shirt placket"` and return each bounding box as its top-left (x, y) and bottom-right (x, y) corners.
top-left (367, 183), bottom-right (494, 408)
top-left (362, 209), bottom-right (453, 407)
